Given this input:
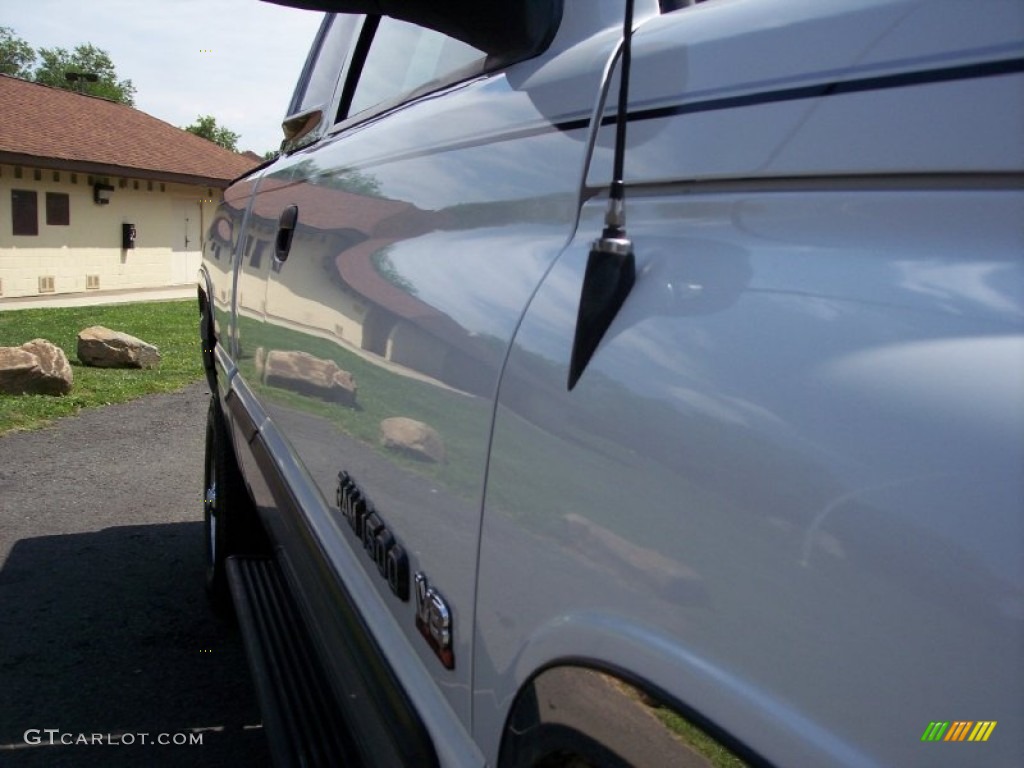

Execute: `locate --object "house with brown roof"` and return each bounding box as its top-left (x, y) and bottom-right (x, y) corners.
top-left (0, 74), bottom-right (258, 299)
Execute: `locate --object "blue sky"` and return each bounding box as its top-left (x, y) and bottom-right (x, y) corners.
top-left (5, 0), bottom-right (325, 154)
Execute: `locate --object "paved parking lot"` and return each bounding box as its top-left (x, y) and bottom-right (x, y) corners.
top-left (0, 382), bottom-right (269, 767)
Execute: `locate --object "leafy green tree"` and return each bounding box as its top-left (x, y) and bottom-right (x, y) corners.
top-left (372, 248), bottom-right (417, 295)
top-left (32, 43), bottom-right (135, 104)
top-left (184, 115), bottom-right (240, 152)
top-left (0, 27), bottom-right (35, 78)
top-left (290, 159), bottom-right (383, 197)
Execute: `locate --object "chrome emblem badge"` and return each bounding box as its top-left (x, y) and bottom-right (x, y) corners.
top-left (414, 572), bottom-right (454, 670)
top-left (337, 471), bottom-right (409, 601)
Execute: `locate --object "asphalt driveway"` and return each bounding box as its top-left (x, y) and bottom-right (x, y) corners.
top-left (0, 382), bottom-right (269, 767)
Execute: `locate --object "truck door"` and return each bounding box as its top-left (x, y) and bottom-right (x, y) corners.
top-left (236, 9), bottom-right (619, 742)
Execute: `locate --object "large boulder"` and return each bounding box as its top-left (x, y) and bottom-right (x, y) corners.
top-left (379, 417), bottom-right (445, 463)
top-left (77, 325), bottom-right (161, 369)
top-left (253, 347), bottom-right (266, 379)
top-left (560, 513), bottom-right (706, 602)
top-left (0, 339), bottom-right (73, 396)
top-left (263, 350), bottom-right (357, 406)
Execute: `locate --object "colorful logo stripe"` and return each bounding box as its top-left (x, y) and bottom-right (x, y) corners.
top-left (968, 722), bottom-right (997, 742)
top-left (921, 721), bottom-right (996, 742)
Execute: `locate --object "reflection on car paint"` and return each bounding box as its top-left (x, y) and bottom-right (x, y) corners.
top-left (230, 57), bottom-right (606, 725)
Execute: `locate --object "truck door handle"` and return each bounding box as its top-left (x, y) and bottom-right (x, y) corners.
top-left (275, 205), bottom-right (299, 262)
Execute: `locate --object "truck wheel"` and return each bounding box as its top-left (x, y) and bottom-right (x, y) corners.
top-left (203, 396), bottom-right (264, 610)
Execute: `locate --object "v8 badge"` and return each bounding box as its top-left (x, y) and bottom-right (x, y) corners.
top-left (414, 572), bottom-right (454, 670)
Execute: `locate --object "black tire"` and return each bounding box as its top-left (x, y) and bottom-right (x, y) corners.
top-left (203, 396), bottom-right (265, 611)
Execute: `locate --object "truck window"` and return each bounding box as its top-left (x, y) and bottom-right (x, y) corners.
top-left (348, 16), bottom-right (484, 119)
top-left (288, 14), bottom-right (359, 118)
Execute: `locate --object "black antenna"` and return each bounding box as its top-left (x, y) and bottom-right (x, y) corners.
top-left (568, 0), bottom-right (637, 390)
top-left (609, 0), bottom-right (635, 235)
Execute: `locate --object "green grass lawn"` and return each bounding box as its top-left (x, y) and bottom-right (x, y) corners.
top-left (235, 315), bottom-right (491, 499)
top-left (0, 300), bottom-right (204, 434)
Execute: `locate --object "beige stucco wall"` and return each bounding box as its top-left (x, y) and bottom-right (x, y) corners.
top-left (386, 319), bottom-right (449, 381)
top-left (0, 163), bottom-right (220, 298)
top-left (236, 226), bottom-right (371, 348)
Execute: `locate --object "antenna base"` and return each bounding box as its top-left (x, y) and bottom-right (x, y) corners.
top-left (593, 232), bottom-right (632, 257)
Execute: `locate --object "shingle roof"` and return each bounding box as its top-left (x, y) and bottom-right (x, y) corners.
top-left (0, 74), bottom-right (258, 186)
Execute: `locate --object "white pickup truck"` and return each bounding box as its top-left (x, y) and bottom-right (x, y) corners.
top-left (197, 1), bottom-right (1024, 765)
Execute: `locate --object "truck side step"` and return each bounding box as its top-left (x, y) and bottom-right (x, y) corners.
top-left (227, 555), bottom-right (359, 767)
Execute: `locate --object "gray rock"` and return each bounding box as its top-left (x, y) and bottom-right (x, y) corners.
top-left (263, 350), bottom-right (356, 406)
top-left (253, 347), bottom-right (266, 379)
top-left (561, 513), bottom-right (707, 603)
top-left (0, 338), bottom-right (73, 396)
top-left (379, 417), bottom-right (445, 463)
top-left (77, 325), bottom-right (161, 369)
